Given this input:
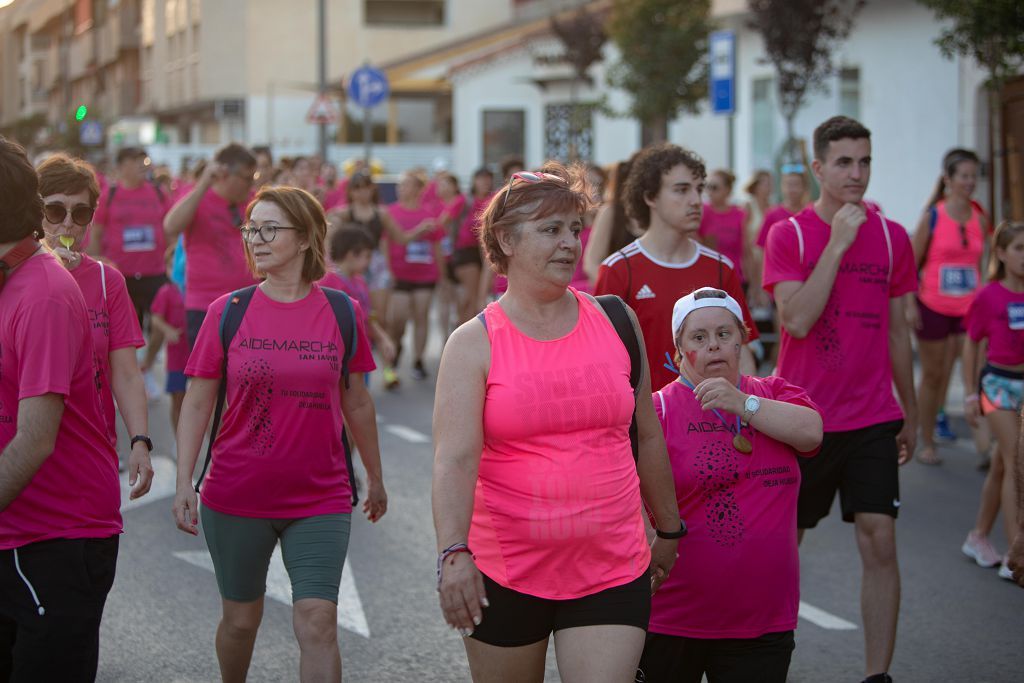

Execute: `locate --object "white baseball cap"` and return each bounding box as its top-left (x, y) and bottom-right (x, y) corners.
top-left (671, 287), bottom-right (744, 338)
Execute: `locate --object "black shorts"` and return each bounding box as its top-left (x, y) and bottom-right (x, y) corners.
top-left (392, 279), bottom-right (435, 293)
top-left (186, 308), bottom-right (207, 351)
top-left (638, 630), bottom-right (794, 683)
top-left (450, 246), bottom-right (483, 270)
top-left (0, 536), bottom-right (119, 682)
top-left (797, 419), bottom-right (903, 528)
top-left (469, 569), bottom-right (650, 648)
top-left (124, 273), bottom-right (167, 326)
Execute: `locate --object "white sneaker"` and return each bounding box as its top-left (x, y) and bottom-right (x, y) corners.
top-left (998, 561), bottom-right (1014, 581)
top-left (961, 531), bottom-right (1002, 568)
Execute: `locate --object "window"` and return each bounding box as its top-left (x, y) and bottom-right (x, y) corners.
top-left (544, 103), bottom-right (594, 162)
top-left (482, 110), bottom-right (525, 171)
top-left (364, 0), bottom-right (445, 26)
top-left (394, 95), bottom-right (452, 143)
top-left (751, 76), bottom-right (775, 170)
top-left (839, 68), bottom-right (860, 120)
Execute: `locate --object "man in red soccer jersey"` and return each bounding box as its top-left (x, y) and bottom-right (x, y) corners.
top-left (595, 143), bottom-right (758, 391)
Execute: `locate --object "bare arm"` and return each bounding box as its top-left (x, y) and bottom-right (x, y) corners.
top-left (910, 209), bottom-right (931, 270)
top-left (961, 336), bottom-right (986, 428)
top-left (109, 347), bottom-right (153, 499)
top-left (888, 296), bottom-right (918, 464)
top-left (172, 376), bottom-right (219, 534)
top-left (583, 204), bottom-right (615, 283)
top-left (164, 164), bottom-right (220, 239)
top-left (747, 399), bottom-right (823, 453)
top-left (381, 212), bottom-right (433, 245)
top-left (0, 394), bottom-right (64, 511)
top-left (340, 374), bottom-right (387, 522)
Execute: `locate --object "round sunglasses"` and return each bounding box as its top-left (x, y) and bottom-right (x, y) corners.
top-left (43, 203), bottom-right (95, 227)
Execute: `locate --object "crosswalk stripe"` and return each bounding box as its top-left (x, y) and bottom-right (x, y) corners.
top-left (798, 600), bottom-right (858, 630)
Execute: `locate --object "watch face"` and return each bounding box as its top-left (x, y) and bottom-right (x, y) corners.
top-left (745, 395), bottom-right (761, 412)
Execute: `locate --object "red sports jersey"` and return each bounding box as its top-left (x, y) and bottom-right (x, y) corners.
top-left (595, 239), bottom-right (758, 391)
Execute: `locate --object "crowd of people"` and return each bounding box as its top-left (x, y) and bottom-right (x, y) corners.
top-left (0, 111), bottom-right (1022, 683)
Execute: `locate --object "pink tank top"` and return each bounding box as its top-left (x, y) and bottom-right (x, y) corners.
top-left (470, 288), bottom-right (650, 599)
top-left (919, 200), bottom-right (984, 317)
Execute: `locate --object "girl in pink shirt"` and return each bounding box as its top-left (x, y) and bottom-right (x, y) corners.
top-left (432, 164), bottom-right (682, 683)
top-left (961, 221), bottom-right (1024, 580)
top-left (639, 288), bottom-right (822, 682)
top-left (173, 186), bottom-right (387, 681)
top-left (37, 154), bottom-right (154, 500)
top-left (699, 170), bottom-right (750, 285)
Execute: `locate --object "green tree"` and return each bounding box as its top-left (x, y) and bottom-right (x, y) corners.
top-left (606, 0), bottom-right (712, 144)
top-left (747, 0), bottom-right (865, 162)
top-left (916, 0), bottom-right (1024, 87)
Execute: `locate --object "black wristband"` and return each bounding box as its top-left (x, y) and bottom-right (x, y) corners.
top-left (130, 435), bottom-right (153, 451)
top-left (656, 521), bottom-right (687, 539)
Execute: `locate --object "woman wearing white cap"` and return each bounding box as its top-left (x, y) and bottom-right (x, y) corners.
top-left (637, 287), bottom-right (823, 683)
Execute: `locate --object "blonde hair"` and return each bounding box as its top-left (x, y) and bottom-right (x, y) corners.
top-left (989, 220), bottom-right (1024, 282)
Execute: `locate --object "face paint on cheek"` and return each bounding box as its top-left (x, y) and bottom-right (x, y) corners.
top-left (684, 350), bottom-right (698, 367)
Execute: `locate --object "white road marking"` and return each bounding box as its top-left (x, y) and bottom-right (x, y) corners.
top-left (173, 548), bottom-right (371, 638)
top-left (384, 424), bottom-right (431, 444)
top-left (121, 454), bottom-right (177, 512)
top-left (798, 601), bottom-right (858, 630)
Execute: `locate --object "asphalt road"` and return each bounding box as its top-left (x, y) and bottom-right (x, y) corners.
top-left (96, 348), bottom-right (1024, 682)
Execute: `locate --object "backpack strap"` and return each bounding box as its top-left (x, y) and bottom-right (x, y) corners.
top-left (193, 285), bottom-right (258, 493)
top-left (596, 294), bottom-right (642, 463)
top-left (321, 286), bottom-right (360, 505)
top-left (107, 185), bottom-right (118, 206)
top-left (879, 213), bottom-right (893, 285)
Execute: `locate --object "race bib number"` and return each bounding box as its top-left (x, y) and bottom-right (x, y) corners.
top-left (440, 235), bottom-right (453, 258)
top-left (939, 266), bottom-right (977, 297)
top-left (122, 225), bottom-right (157, 253)
top-left (1008, 302), bottom-right (1024, 331)
top-left (405, 240), bottom-right (433, 265)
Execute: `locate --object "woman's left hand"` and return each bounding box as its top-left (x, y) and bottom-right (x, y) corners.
top-left (362, 478), bottom-right (388, 523)
top-left (649, 537), bottom-right (679, 595)
top-left (693, 377), bottom-right (746, 415)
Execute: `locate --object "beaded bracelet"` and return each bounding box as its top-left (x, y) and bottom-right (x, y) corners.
top-left (436, 543), bottom-right (474, 592)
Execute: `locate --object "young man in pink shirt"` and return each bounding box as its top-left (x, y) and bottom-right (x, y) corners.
top-left (163, 143), bottom-right (258, 348)
top-left (0, 137), bottom-right (122, 680)
top-left (763, 117), bottom-right (918, 683)
top-left (90, 146), bottom-right (169, 325)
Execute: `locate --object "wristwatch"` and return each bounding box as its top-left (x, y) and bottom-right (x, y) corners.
top-left (130, 435), bottom-right (153, 451)
top-left (741, 395), bottom-right (761, 426)
top-left (656, 520), bottom-right (687, 540)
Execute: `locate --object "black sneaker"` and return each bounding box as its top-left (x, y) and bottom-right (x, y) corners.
top-left (413, 361), bottom-right (428, 381)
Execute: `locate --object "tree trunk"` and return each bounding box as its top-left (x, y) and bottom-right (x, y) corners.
top-left (641, 115), bottom-right (669, 146)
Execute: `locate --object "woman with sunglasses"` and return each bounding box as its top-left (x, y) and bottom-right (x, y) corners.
top-left (699, 169), bottom-right (750, 287)
top-left (638, 287), bottom-right (822, 683)
top-left (36, 154), bottom-right (154, 500)
top-left (911, 148), bottom-right (988, 466)
top-left (432, 163), bottom-right (681, 683)
top-left (173, 186), bottom-right (387, 683)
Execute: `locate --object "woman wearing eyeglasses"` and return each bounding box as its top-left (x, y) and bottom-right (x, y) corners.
top-left (36, 154), bottom-right (154, 500)
top-left (911, 149), bottom-right (988, 466)
top-left (432, 163), bottom-right (682, 683)
top-left (172, 186), bottom-right (387, 683)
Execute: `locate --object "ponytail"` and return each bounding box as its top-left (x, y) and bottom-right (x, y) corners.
top-left (926, 176), bottom-right (946, 209)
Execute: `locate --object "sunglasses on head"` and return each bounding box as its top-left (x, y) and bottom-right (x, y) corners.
top-left (499, 171), bottom-right (567, 217)
top-left (43, 203), bottom-right (95, 227)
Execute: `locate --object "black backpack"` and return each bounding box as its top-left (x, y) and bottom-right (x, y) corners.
top-left (193, 285), bottom-right (361, 503)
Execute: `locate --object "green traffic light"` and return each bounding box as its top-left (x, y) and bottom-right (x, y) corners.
top-left (75, 105), bottom-right (87, 121)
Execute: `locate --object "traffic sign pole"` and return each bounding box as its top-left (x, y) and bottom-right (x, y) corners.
top-left (347, 65), bottom-right (389, 166)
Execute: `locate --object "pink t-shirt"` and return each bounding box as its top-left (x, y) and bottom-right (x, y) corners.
top-left (650, 376), bottom-right (819, 638)
top-left (763, 206), bottom-right (917, 431)
top-left (757, 205), bottom-right (799, 249)
top-left (186, 284), bottom-right (375, 518)
top-left (69, 256), bottom-right (145, 447)
top-left (183, 189), bottom-right (257, 311)
top-left (457, 195), bottom-right (492, 250)
top-left (437, 194), bottom-right (467, 255)
top-left (700, 205), bottom-right (747, 282)
top-left (93, 183), bottom-right (169, 277)
top-left (965, 282), bottom-right (1024, 367)
top-left (0, 252), bottom-right (121, 549)
top-left (151, 282), bottom-right (189, 373)
top-left (387, 203), bottom-right (444, 283)
top-left (918, 201), bottom-right (985, 317)
top-left (471, 288), bottom-right (650, 599)
top-left (322, 181), bottom-right (347, 211)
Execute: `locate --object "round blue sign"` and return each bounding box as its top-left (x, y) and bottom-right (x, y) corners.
top-left (349, 66), bottom-right (390, 109)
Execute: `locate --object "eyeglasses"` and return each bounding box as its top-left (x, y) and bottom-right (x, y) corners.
top-left (239, 222), bottom-right (299, 243)
top-left (498, 171), bottom-right (567, 218)
top-left (43, 203), bottom-right (95, 227)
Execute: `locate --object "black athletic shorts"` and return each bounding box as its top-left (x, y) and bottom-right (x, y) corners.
top-left (637, 630), bottom-right (794, 683)
top-left (469, 569), bottom-right (650, 648)
top-left (0, 536), bottom-right (119, 682)
top-left (450, 246), bottom-right (483, 270)
top-left (124, 273), bottom-right (167, 327)
top-left (797, 419), bottom-right (903, 529)
top-left (392, 279), bottom-right (435, 293)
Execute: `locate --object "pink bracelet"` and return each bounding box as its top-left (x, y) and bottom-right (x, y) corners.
top-left (436, 543), bottom-right (474, 591)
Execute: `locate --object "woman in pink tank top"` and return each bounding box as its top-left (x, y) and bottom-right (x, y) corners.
top-left (910, 149), bottom-right (988, 465)
top-left (432, 163), bottom-right (682, 682)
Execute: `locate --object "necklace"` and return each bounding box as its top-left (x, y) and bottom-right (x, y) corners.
top-left (679, 375), bottom-right (752, 454)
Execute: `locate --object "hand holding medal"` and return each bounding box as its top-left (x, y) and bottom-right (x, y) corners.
top-left (685, 376), bottom-right (754, 454)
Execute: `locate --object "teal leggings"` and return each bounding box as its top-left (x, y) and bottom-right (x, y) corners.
top-left (201, 506), bottom-right (351, 603)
